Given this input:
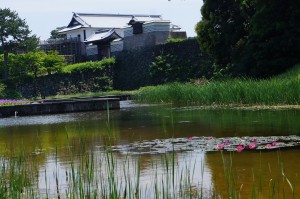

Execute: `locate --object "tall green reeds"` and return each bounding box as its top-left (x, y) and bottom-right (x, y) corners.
top-left (135, 65), bottom-right (300, 105)
top-left (0, 139), bottom-right (298, 198)
top-left (0, 104), bottom-right (299, 198)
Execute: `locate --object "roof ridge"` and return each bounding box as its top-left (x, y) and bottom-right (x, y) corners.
top-left (75, 13), bottom-right (162, 18)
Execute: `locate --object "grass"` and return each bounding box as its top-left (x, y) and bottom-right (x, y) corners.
top-left (134, 64), bottom-right (300, 106)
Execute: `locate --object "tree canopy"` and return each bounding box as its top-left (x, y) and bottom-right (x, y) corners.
top-left (0, 8), bottom-right (38, 79)
top-left (50, 26), bottom-right (66, 39)
top-left (196, 0), bottom-right (300, 77)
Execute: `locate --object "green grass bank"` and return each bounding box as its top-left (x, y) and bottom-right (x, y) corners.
top-left (134, 64), bottom-right (300, 105)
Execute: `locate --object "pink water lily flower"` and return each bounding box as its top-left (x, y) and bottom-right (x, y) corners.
top-left (272, 142), bottom-right (278, 146)
top-left (188, 137), bottom-right (193, 141)
top-left (237, 145), bottom-right (245, 152)
top-left (217, 143), bottom-right (223, 150)
top-left (225, 140), bottom-right (230, 145)
top-left (249, 143), bottom-right (256, 149)
top-left (266, 144), bottom-right (272, 148)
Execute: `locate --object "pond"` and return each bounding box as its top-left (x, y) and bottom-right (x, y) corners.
top-left (0, 101), bottom-right (299, 198)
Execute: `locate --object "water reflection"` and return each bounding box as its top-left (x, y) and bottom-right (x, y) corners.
top-left (205, 150), bottom-right (300, 198)
top-left (0, 102), bottom-right (299, 197)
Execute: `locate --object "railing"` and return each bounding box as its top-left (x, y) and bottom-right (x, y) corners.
top-left (39, 37), bottom-right (81, 45)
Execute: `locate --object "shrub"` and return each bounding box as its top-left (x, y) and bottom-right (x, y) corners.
top-left (62, 58), bottom-right (115, 74)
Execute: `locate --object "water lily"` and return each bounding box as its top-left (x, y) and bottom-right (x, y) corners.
top-left (188, 137), bottom-right (193, 141)
top-left (237, 145), bottom-right (245, 152)
top-left (249, 143), bottom-right (256, 149)
top-left (272, 141), bottom-right (278, 146)
top-left (225, 140), bottom-right (230, 145)
top-left (266, 144), bottom-right (272, 149)
top-left (217, 143), bottom-right (223, 150)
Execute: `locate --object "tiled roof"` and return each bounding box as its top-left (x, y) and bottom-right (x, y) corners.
top-left (58, 25), bottom-right (82, 33)
top-left (67, 13), bottom-right (164, 29)
top-left (85, 29), bottom-right (121, 43)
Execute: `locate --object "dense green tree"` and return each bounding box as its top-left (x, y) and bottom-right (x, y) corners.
top-left (43, 50), bottom-right (66, 75)
top-left (0, 8), bottom-right (36, 80)
top-left (49, 26), bottom-right (66, 39)
top-left (0, 83), bottom-right (5, 96)
top-left (196, 0), bottom-right (300, 77)
top-left (240, 0), bottom-right (300, 76)
top-left (17, 34), bottom-right (39, 53)
top-left (195, 0), bottom-right (250, 69)
top-left (18, 51), bottom-right (46, 95)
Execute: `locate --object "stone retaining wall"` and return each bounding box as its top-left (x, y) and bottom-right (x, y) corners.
top-left (0, 97), bottom-right (120, 117)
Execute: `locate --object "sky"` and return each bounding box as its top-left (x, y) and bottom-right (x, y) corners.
top-left (1, 0), bottom-right (203, 40)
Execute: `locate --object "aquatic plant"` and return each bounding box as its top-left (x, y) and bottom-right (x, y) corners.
top-left (0, 134), bottom-right (298, 198)
top-left (110, 135), bottom-right (300, 155)
top-left (134, 65), bottom-right (300, 105)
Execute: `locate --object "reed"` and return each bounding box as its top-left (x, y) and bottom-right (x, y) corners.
top-left (135, 65), bottom-right (300, 105)
top-left (0, 141), bottom-right (298, 198)
top-left (0, 106), bottom-right (298, 198)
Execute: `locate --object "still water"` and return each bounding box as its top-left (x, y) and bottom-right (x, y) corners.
top-left (0, 101), bottom-right (299, 198)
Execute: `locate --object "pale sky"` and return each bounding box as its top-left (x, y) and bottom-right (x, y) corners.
top-left (1, 0), bottom-right (203, 40)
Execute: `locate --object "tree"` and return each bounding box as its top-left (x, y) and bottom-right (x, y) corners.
top-left (196, 0), bottom-right (300, 77)
top-left (19, 51), bottom-right (46, 95)
top-left (17, 34), bottom-right (39, 53)
top-left (50, 26), bottom-right (66, 39)
top-left (0, 8), bottom-right (33, 80)
top-left (43, 50), bottom-right (66, 75)
top-left (195, 0), bottom-right (250, 69)
top-left (240, 0), bottom-right (300, 76)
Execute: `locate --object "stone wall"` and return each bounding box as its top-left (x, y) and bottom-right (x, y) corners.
top-left (113, 38), bottom-right (212, 90)
top-left (17, 69), bottom-right (113, 98)
top-left (123, 31), bottom-right (170, 51)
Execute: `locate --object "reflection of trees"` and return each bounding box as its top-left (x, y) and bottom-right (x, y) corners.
top-left (0, 106), bottom-right (299, 196)
top-left (171, 108), bottom-right (300, 137)
top-left (205, 151), bottom-right (300, 198)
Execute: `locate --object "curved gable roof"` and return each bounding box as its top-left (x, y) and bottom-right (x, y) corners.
top-left (84, 29), bottom-right (122, 44)
top-left (62, 13), bottom-right (164, 29)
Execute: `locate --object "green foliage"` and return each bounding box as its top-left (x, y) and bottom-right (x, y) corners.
top-left (61, 58), bottom-right (115, 74)
top-left (0, 51), bottom-right (66, 81)
top-left (166, 38), bottom-right (185, 43)
top-left (49, 26), bottom-right (66, 39)
top-left (0, 83), bottom-right (23, 99)
top-left (19, 51), bottom-right (47, 78)
top-left (2, 89), bottom-right (23, 99)
top-left (0, 8), bottom-right (31, 50)
top-left (16, 35), bottom-right (39, 53)
top-left (0, 53), bottom-right (17, 77)
top-left (43, 50), bottom-right (66, 75)
top-left (195, 0), bottom-right (250, 68)
top-left (135, 64), bottom-right (300, 105)
top-left (196, 0), bottom-right (300, 77)
top-left (17, 58), bottom-right (116, 97)
top-left (0, 83), bottom-right (6, 98)
top-left (0, 8), bottom-right (34, 79)
top-left (239, 0), bottom-right (300, 77)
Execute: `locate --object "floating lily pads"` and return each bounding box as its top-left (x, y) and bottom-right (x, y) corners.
top-left (110, 135), bottom-right (300, 155)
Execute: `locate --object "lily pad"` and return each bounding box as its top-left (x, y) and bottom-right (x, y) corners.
top-left (109, 135), bottom-right (300, 155)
